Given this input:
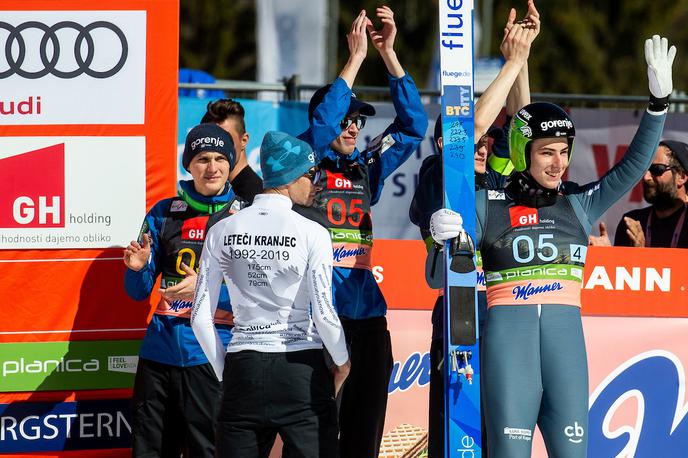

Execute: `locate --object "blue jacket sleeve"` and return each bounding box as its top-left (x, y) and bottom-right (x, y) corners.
top-left (297, 77), bottom-right (351, 160)
top-left (124, 200), bottom-right (168, 301)
top-left (367, 73), bottom-right (429, 205)
top-left (571, 110), bottom-right (666, 224)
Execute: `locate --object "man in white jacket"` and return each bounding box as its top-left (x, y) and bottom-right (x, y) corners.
top-left (191, 131), bottom-right (350, 458)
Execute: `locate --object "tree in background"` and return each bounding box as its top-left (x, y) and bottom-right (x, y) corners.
top-left (179, 0), bottom-right (437, 87)
top-left (179, 0), bottom-right (687, 95)
top-left (491, 0), bottom-right (688, 95)
top-left (179, 0), bottom-right (256, 81)
top-left (335, 0), bottom-right (438, 88)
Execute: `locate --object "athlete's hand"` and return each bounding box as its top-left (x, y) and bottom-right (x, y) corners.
top-left (523, 0), bottom-right (541, 37)
top-left (159, 263), bottom-right (197, 302)
top-left (367, 6), bottom-right (397, 54)
top-left (333, 359), bottom-right (351, 397)
top-left (645, 35), bottom-right (676, 99)
top-left (500, 23), bottom-right (531, 64)
top-left (123, 234), bottom-right (151, 271)
top-left (430, 208), bottom-right (464, 245)
top-left (624, 216), bottom-right (646, 247)
top-left (347, 10), bottom-right (371, 61)
top-left (588, 222), bottom-right (612, 246)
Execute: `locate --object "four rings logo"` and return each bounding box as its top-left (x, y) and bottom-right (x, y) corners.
top-left (0, 21), bottom-right (128, 79)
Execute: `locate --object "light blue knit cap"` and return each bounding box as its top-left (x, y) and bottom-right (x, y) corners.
top-left (260, 131), bottom-right (317, 188)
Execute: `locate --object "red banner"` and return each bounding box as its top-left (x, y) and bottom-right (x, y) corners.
top-left (373, 241), bottom-right (688, 318)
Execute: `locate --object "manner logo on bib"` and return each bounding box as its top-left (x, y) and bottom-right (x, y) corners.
top-left (509, 206), bottom-right (539, 227)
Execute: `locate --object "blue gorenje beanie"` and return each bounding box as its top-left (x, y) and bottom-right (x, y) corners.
top-left (260, 131), bottom-right (317, 188)
top-left (183, 123), bottom-right (236, 171)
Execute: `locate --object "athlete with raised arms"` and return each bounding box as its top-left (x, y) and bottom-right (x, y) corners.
top-left (296, 7), bottom-right (428, 457)
top-left (428, 35), bottom-right (675, 457)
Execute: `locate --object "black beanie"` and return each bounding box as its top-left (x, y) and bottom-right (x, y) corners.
top-left (182, 124), bottom-right (235, 170)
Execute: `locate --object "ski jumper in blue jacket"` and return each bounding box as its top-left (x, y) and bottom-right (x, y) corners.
top-left (296, 73), bottom-right (428, 458)
top-left (125, 179), bottom-right (237, 457)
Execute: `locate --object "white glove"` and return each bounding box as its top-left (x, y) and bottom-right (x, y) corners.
top-left (645, 34), bottom-right (676, 98)
top-left (429, 208), bottom-right (464, 244)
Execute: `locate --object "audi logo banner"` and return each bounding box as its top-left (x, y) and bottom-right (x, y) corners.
top-left (0, 11), bottom-right (146, 125)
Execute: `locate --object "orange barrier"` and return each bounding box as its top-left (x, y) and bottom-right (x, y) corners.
top-left (373, 240), bottom-right (688, 317)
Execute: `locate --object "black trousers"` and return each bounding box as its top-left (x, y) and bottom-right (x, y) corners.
top-left (216, 349), bottom-right (339, 458)
top-left (132, 358), bottom-right (222, 458)
top-left (338, 317), bottom-right (394, 458)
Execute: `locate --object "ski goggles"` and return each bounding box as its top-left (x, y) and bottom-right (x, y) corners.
top-left (648, 163), bottom-right (675, 177)
top-left (303, 167), bottom-right (322, 184)
top-left (340, 115), bottom-right (367, 131)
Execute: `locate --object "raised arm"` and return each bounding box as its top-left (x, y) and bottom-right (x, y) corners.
top-left (124, 202), bottom-right (166, 301)
top-left (367, 6), bottom-right (405, 78)
top-left (341, 10), bottom-right (370, 87)
top-left (575, 35), bottom-right (675, 224)
top-left (364, 6), bottom-right (429, 203)
top-left (475, 3), bottom-right (539, 139)
top-left (301, 11), bottom-right (369, 157)
top-left (506, 0), bottom-right (539, 116)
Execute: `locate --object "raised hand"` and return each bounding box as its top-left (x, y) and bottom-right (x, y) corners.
top-left (347, 10), bottom-right (371, 61)
top-left (500, 22), bottom-right (531, 64)
top-left (517, 0), bottom-right (541, 36)
top-left (588, 222), bottom-right (612, 246)
top-left (500, 2), bottom-right (539, 64)
top-left (645, 35), bottom-right (676, 99)
top-left (367, 6), bottom-right (397, 54)
top-left (123, 233), bottom-right (151, 271)
top-left (624, 217), bottom-right (646, 247)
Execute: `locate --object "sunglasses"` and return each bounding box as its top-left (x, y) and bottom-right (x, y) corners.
top-left (340, 115), bottom-right (367, 130)
top-left (304, 167), bottom-right (321, 184)
top-left (648, 163), bottom-right (675, 177)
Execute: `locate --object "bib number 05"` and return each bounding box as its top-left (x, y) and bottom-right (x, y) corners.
top-left (512, 233), bottom-right (558, 263)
